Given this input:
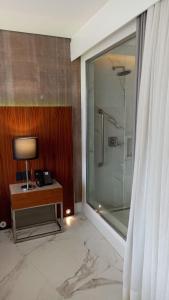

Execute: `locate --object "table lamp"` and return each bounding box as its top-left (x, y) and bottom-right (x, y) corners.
top-left (12, 136), bottom-right (38, 190)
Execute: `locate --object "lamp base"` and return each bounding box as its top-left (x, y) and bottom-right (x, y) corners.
top-left (21, 184), bottom-right (35, 191)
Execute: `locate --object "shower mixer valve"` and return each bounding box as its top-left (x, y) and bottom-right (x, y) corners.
top-left (108, 136), bottom-right (121, 147)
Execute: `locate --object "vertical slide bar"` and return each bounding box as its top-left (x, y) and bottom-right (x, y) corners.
top-left (98, 109), bottom-right (104, 167)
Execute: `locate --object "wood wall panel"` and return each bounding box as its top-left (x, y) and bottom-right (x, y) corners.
top-left (0, 30), bottom-right (82, 208)
top-left (0, 107), bottom-right (73, 227)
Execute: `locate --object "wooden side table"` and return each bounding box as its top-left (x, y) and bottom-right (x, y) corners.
top-left (9, 180), bottom-right (64, 243)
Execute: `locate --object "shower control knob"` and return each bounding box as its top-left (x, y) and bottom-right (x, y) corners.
top-left (108, 137), bottom-right (119, 147)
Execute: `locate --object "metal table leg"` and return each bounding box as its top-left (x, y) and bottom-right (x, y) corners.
top-left (60, 202), bottom-right (64, 229)
top-left (11, 209), bottom-right (17, 243)
top-left (54, 203), bottom-right (58, 221)
top-left (54, 202), bottom-right (64, 230)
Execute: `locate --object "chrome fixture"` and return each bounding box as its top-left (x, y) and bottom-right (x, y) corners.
top-left (98, 109), bottom-right (105, 167)
top-left (112, 65), bottom-right (131, 76)
top-left (96, 107), bottom-right (122, 129)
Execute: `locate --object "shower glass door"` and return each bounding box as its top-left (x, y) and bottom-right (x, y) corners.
top-left (86, 35), bottom-right (137, 238)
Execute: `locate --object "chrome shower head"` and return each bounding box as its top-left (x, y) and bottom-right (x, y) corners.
top-left (112, 65), bottom-right (131, 76)
top-left (117, 69), bottom-right (131, 76)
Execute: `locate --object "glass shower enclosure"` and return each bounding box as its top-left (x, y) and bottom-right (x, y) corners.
top-left (86, 35), bottom-right (137, 238)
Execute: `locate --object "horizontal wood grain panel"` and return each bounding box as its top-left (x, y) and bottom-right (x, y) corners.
top-left (11, 188), bottom-right (63, 210)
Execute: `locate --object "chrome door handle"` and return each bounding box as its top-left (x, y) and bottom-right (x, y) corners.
top-left (98, 109), bottom-right (104, 167)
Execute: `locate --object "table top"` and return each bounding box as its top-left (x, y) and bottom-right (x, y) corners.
top-left (9, 180), bottom-right (62, 195)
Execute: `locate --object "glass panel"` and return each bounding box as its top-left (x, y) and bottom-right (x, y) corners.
top-left (86, 35), bottom-right (137, 238)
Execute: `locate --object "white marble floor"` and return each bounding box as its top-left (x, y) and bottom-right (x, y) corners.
top-left (0, 215), bottom-right (123, 300)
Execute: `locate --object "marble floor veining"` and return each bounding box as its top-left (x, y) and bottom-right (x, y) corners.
top-left (0, 215), bottom-right (123, 300)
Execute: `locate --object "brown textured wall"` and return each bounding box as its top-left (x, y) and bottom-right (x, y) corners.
top-left (0, 30), bottom-right (71, 105)
top-left (0, 30), bottom-right (81, 206)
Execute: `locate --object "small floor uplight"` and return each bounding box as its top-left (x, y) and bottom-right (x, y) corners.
top-left (96, 204), bottom-right (102, 214)
top-left (66, 209), bottom-right (71, 215)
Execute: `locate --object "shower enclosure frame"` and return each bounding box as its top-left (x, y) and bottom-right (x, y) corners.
top-left (81, 19), bottom-right (137, 257)
top-left (86, 34), bottom-right (137, 239)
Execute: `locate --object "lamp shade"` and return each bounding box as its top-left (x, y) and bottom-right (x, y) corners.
top-left (13, 137), bottom-right (38, 160)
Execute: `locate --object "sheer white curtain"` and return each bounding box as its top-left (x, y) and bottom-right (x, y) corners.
top-left (123, 0), bottom-right (169, 299)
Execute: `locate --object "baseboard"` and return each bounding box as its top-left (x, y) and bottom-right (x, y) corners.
top-left (83, 203), bottom-right (125, 258)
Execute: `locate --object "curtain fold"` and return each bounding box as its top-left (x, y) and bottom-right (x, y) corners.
top-left (123, 0), bottom-right (169, 299)
top-left (135, 11), bottom-right (147, 102)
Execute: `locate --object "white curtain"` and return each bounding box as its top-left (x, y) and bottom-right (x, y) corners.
top-left (123, 0), bottom-right (169, 299)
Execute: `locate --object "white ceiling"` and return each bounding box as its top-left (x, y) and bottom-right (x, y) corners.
top-left (0, 0), bottom-right (109, 38)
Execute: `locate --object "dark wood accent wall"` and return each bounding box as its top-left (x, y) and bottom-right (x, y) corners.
top-left (0, 107), bottom-right (73, 227)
